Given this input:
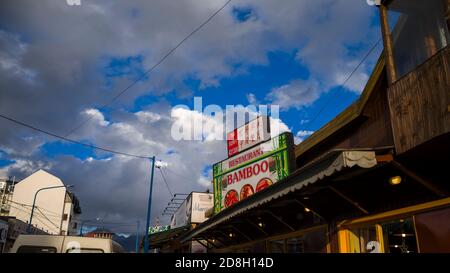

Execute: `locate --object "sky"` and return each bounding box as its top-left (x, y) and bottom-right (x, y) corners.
top-left (0, 0), bottom-right (383, 233)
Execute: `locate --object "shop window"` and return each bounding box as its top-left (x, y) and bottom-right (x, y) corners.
top-left (381, 218), bottom-right (418, 253)
top-left (347, 218), bottom-right (419, 253)
top-left (302, 228), bottom-right (328, 253)
top-left (286, 237), bottom-right (304, 253)
top-left (348, 226), bottom-right (379, 253)
top-left (388, 0), bottom-right (450, 77)
top-left (268, 239), bottom-right (285, 253)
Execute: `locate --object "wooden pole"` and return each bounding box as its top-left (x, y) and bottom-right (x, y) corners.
top-left (379, 4), bottom-right (398, 84)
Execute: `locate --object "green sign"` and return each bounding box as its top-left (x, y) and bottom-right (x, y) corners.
top-left (148, 225), bottom-right (170, 235)
top-left (213, 132), bottom-right (294, 213)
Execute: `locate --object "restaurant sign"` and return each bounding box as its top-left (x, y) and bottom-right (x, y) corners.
top-left (213, 132), bottom-right (294, 213)
top-left (227, 116), bottom-right (270, 157)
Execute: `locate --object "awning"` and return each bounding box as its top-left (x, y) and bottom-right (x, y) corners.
top-left (180, 150), bottom-right (377, 243)
top-left (149, 225), bottom-right (191, 247)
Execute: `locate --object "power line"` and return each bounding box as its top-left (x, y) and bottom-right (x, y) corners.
top-left (158, 168), bottom-right (173, 197)
top-left (0, 113), bottom-right (153, 159)
top-left (64, 0), bottom-right (233, 137)
top-left (302, 38), bottom-right (382, 133)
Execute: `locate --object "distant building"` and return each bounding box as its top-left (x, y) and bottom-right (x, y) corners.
top-left (0, 177), bottom-right (17, 217)
top-left (8, 169), bottom-right (82, 235)
top-left (85, 228), bottom-right (115, 239)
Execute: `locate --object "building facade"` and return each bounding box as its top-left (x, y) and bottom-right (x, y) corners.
top-left (8, 169), bottom-right (81, 235)
top-left (179, 0), bottom-right (450, 253)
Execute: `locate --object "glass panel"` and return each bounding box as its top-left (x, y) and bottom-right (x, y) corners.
top-left (388, 0), bottom-right (450, 77)
top-left (302, 228), bottom-right (328, 253)
top-left (67, 248), bottom-right (104, 253)
top-left (250, 241), bottom-right (266, 253)
top-left (381, 218), bottom-right (418, 254)
top-left (349, 226), bottom-right (378, 253)
top-left (17, 246), bottom-right (57, 253)
top-left (286, 237), bottom-right (304, 253)
top-left (268, 239), bottom-right (285, 253)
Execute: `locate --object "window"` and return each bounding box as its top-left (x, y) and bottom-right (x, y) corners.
top-left (66, 248), bottom-right (104, 253)
top-left (268, 239), bottom-right (285, 253)
top-left (17, 246), bottom-right (57, 253)
top-left (286, 237), bottom-right (304, 253)
top-left (381, 218), bottom-right (418, 253)
top-left (348, 226), bottom-right (379, 253)
top-left (62, 214), bottom-right (68, 221)
top-left (347, 218), bottom-right (419, 253)
top-left (388, 0), bottom-right (450, 77)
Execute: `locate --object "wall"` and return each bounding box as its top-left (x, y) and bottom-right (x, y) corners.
top-left (9, 170), bottom-right (67, 235)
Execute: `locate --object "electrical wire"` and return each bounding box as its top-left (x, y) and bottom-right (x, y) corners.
top-left (0, 113), bottom-right (154, 159)
top-left (64, 0), bottom-right (233, 137)
top-left (158, 168), bottom-right (173, 197)
top-left (301, 38), bottom-right (382, 133)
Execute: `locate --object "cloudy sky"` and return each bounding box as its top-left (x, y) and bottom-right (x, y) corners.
top-left (0, 0), bottom-right (382, 233)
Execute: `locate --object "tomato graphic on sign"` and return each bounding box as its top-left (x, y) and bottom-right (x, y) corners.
top-left (240, 184), bottom-right (254, 200)
top-left (256, 178), bottom-right (273, 192)
top-left (224, 190), bottom-right (239, 208)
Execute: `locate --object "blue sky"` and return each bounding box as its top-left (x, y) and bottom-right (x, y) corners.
top-left (0, 0), bottom-right (383, 227)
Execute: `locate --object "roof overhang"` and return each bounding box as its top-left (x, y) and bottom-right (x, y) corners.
top-left (181, 150), bottom-right (378, 243)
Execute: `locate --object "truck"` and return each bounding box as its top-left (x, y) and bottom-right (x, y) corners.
top-left (9, 234), bottom-right (125, 253)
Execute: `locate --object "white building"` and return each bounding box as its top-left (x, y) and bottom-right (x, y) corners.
top-left (8, 170), bottom-right (81, 235)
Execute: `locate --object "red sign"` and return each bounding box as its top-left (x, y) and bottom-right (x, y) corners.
top-left (226, 116), bottom-right (270, 157)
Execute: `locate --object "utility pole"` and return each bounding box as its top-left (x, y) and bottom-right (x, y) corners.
top-left (144, 156), bottom-right (156, 253)
top-left (135, 220), bottom-right (140, 253)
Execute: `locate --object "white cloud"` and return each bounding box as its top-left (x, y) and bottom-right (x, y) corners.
top-left (197, 175), bottom-right (211, 187)
top-left (135, 111), bottom-right (163, 123)
top-left (246, 93), bottom-right (258, 104)
top-left (294, 130), bottom-right (315, 144)
top-left (266, 79), bottom-right (321, 110)
top-left (84, 109), bottom-right (110, 126)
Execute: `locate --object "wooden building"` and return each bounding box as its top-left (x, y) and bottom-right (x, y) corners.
top-left (180, 0), bottom-right (450, 253)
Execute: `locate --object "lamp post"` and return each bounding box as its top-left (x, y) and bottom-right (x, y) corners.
top-left (79, 217), bottom-right (101, 236)
top-left (27, 185), bottom-right (73, 233)
top-left (143, 156), bottom-right (156, 253)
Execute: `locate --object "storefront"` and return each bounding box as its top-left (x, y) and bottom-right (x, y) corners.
top-left (144, 191), bottom-right (214, 253)
top-left (178, 0), bottom-right (450, 253)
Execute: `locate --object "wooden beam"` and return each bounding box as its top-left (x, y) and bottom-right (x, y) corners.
top-left (391, 160), bottom-right (448, 197)
top-left (292, 199), bottom-right (326, 221)
top-left (195, 239), bottom-right (211, 249)
top-left (264, 210), bottom-right (295, 232)
top-left (244, 218), bottom-right (269, 236)
top-left (230, 226), bottom-right (252, 241)
top-left (375, 153), bottom-right (393, 163)
top-left (329, 186), bottom-right (369, 215)
top-left (379, 4), bottom-right (397, 84)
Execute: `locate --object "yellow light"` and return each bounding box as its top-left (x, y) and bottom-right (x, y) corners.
top-left (304, 207), bottom-right (311, 212)
top-left (258, 222), bottom-right (263, 228)
top-left (394, 245), bottom-right (398, 248)
top-left (229, 233), bottom-right (234, 238)
top-left (402, 233), bottom-right (406, 238)
top-left (389, 176), bottom-right (402, 185)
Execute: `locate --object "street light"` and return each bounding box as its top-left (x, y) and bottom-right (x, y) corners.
top-left (27, 184), bottom-right (74, 233)
top-left (79, 217), bottom-right (101, 236)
